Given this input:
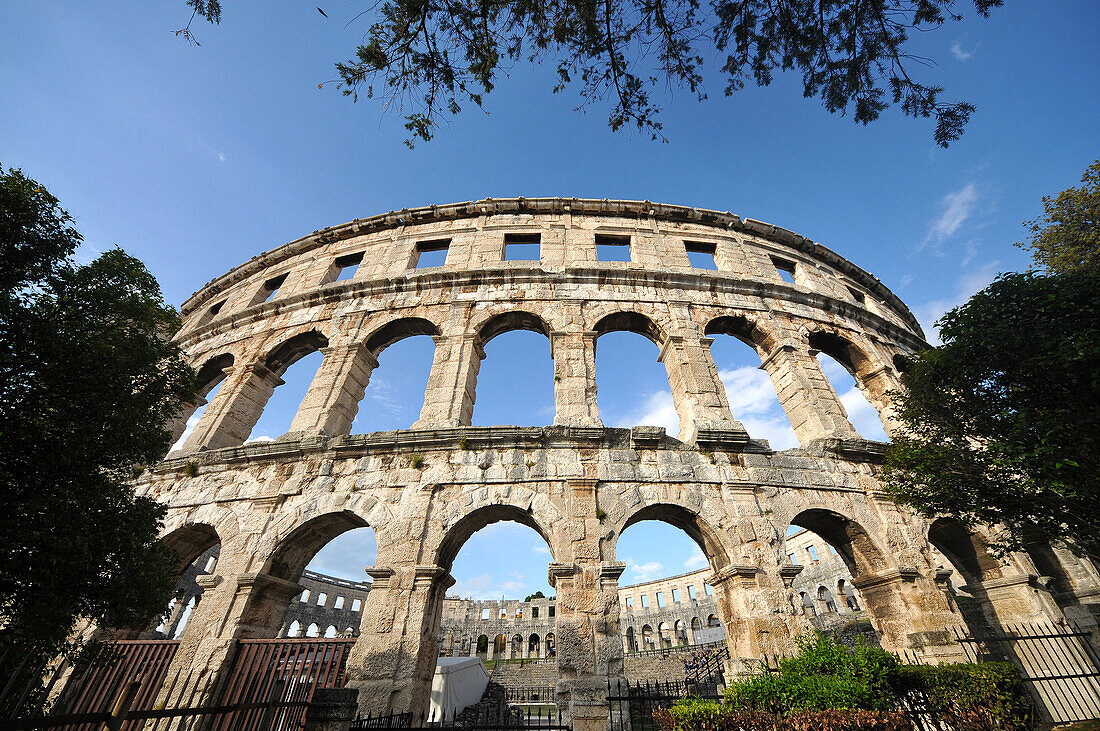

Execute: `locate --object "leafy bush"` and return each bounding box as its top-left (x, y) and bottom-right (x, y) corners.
top-left (897, 662), bottom-right (1033, 731)
top-left (724, 633), bottom-right (901, 713)
top-left (653, 703), bottom-right (910, 731)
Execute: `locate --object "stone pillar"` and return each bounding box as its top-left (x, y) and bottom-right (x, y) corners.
top-left (287, 344), bottom-right (377, 437)
top-left (344, 565), bottom-right (454, 719)
top-left (660, 335), bottom-right (750, 444)
top-left (857, 365), bottom-right (904, 437)
top-left (183, 364), bottom-right (283, 450)
top-left (153, 563), bottom-right (305, 709)
top-left (551, 331), bottom-right (602, 427)
top-left (851, 568), bottom-right (968, 662)
top-left (758, 343), bottom-right (860, 445)
top-left (414, 335), bottom-right (482, 428)
top-left (707, 562), bottom-right (808, 671)
top-left (305, 687), bottom-right (359, 731)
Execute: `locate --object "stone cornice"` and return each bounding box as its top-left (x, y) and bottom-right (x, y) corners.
top-left (179, 197), bottom-right (922, 337)
top-left (177, 265), bottom-right (926, 353)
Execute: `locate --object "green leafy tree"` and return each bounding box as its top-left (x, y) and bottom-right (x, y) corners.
top-left (1019, 160), bottom-right (1100, 276)
top-left (0, 165), bottom-right (195, 694)
top-left (182, 1), bottom-right (1000, 147)
top-left (524, 591), bottom-right (546, 601)
top-left (883, 165), bottom-right (1100, 558)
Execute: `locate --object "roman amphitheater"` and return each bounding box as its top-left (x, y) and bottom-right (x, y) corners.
top-left (132, 198), bottom-right (1099, 730)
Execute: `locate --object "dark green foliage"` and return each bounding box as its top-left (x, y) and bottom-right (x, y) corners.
top-left (882, 270), bottom-right (1100, 559)
top-left (524, 591), bottom-right (546, 601)
top-left (896, 663), bottom-right (1033, 731)
top-left (185, 2), bottom-right (1000, 147)
top-left (657, 634), bottom-right (1032, 731)
top-left (0, 165), bottom-right (194, 696)
top-left (725, 633), bottom-right (901, 713)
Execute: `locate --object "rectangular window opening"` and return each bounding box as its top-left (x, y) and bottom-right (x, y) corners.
top-left (671, 588), bottom-right (680, 603)
top-left (262, 273), bottom-right (288, 302)
top-left (504, 232), bottom-right (541, 261)
top-left (316, 592), bottom-right (327, 606)
top-left (703, 583), bottom-right (713, 596)
top-left (209, 299), bottom-right (226, 316)
top-left (532, 607), bottom-right (539, 618)
top-left (334, 596), bottom-right (345, 610)
top-left (548, 605), bottom-right (555, 617)
top-left (828, 544), bottom-right (838, 555)
top-left (351, 598), bottom-right (362, 612)
top-left (687, 585), bottom-right (696, 600)
top-left (301, 590), bottom-right (310, 602)
top-left (595, 233), bottom-right (632, 262)
top-left (788, 553), bottom-right (798, 564)
top-left (481, 608), bottom-right (490, 620)
top-left (640, 595), bottom-right (649, 609)
top-left (625, 597), bottom-right (634, 609)
top-left (771, 256), bottom-right (797, 284)
top-left (414, 239), bottom-right (450, 268)
top-left (333, 252), bottom-right (364, 281)
top-left (685, 241), bottom-right (718, 270)
top-left (846, 286), bottom-right (866, 304)
top-left (656, 592), bottom-right (666, 608)
top-left (807, 545), bottom-right (820, 563)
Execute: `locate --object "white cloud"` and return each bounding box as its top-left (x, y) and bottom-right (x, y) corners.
top-left (448, 573), bottom-right (529, 600)
top-left (684, 547), bottom-right (708, 571)
top-left (628, 560), bottom-right (665, 583)
top-left (245, 435), bottom-right (274, 443)
top-left (950, 42), bottom-right (974, 61)
top-left (913, 261), bottom-right (1002, 344)
top-left (532, 545), bottom-right (550, 555)
top-left (921, 183), bottom-right (979, 252)
top-left (217, 152), bottom-right (227, 163)
top-left (718, 367), bottom-right (799, 449)
top-left (364, 377), bottom-right (404, 415)
top-left (611, 391), bottom-right (679, 434)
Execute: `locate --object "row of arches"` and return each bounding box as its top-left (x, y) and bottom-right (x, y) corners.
top-left (622, 615), bottom-right (722, 652)
top-left (171, 307), bottom-right (899, 452)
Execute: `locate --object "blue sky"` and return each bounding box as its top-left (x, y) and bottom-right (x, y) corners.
top-left (3, 1), bottom-right (1097, 599)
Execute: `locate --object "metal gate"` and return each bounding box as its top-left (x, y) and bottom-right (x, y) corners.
top-left (954, 621), bottom-right (1100, 723)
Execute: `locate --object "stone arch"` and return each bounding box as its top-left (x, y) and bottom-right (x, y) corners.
top-left (674, 619), bottom-right (686, 645)
top-left (364, 317), bottom-right (440, 358)
top-left (838, 579), bottom-right (861, 611)
top-left (161, 522), bottom-right (222, 575)
top-left (264, 330), bottom-right (330, 376)
top-left (617, 502), bottom-right (732, 573)
top-left (624, 626), bottom-right (636, 653)
top-left (641, 624), bottom-right (654, 648)
top-left (806, 330), bottom-right (875, 379)
top-left (232, 510), bottom-right (372, 639)
top-left (658, 622), bottom-right (672, 647)
top-left (690, 616), bottom-right (701, 632)
top-left (788, 508), bottom-right (890, 578)
top-left (817, 586), bottom-right (838, 613)
top-left (704, 314), bottom-right (779, 357)
top-left (435, 502), bottom-right (557, 572)
top-left (511, 633), bottom-right (524, 657)
top-left (476, 634), bottom-right (489, 656)
top-left (706, 614), bottom-right (720, 627)
top-left (807, 328), bottom-right (897, 438)
top-left (927, 518), bottom-right (1006, 585)
top-left (592, 311), bottom-right (666, 346)
top-left (471, 309), bottom-right (555, 345)
top-left (528, 633), bottom-right (540, 654)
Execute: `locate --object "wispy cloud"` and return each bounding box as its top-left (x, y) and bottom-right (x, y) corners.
top-left (364, 377), bottom-right (404, 415)
top-left (217, 151), bottom-right (227, 164)
top-left (611, 391), bottom-right (679, 434)
top-left (718, 367), bottom-right (799, 449)
top-left (627, 559), bottom-right (665, 583)
top-left (531, 545), bottom-right (550, 555)
top-left (950, 42), bottom-right (974, 61)
top-left (448, 573), bottom-right (529, 600)
top-left (684, 547), bottom-right (708, 571)
top-left (245, 435), bottom-right (275, 443)
top-left (921, 183), bottom-right (979, 252)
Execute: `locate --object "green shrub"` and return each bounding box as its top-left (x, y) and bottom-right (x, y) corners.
top-left (896, 662), bottom-right (1033, 731)
top-left (653, 703), bottom-right (910, 731)
top-left (725, 633), bottom-right (901, 713)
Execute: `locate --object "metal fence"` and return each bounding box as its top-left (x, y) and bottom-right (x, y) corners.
top-left (954, 621), bottom-right (1100, 724)
top-left (502, 686), bottom-right (556, 704)
top-left (353, 705), bottom-right (571, 731)
top-left (606, 678), bottom-right (720, 731)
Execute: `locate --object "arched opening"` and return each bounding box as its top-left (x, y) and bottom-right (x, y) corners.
top-left (352, 318), bottom-right (439, 433)
top-left (657, 622), bottom-right (672, 648)
top-left (674, 619), bottom-right (687, 646)
top-left (625, 626), bottom-right (637, 653)
top-left (471, 312), bottom-right (554, 426)
top-left (236, 512), bottom-right (375, 639)
top-left (594, 313), bottom-right (679, 437)
top-left (706, 614), bottom-right (720, 627)
top-left (706, 317), bottom-right (797, 449)
top-left (528, 633), bottom-right (540, 655)
top-left (544, 632), bottom-right (556, 658)
top-left (808, 332), bottom-right (888, 442)
top-left (641, 625), bottom-right (654, 650)
top-left (306, 623), bottom-right (319, 637)
top-left (246, 331), bottom-right (329, 442)
top-left (927, 518), bottom-right (1019, 629)
top-left (147, 524), bottom-right (222, 640)
top-left (169, 354), bottom-right (234, 452)
top-left (817, 586), bottom-right (838, 613)
top-left (1025, 543), bottom-right (1081, 596)
top-left (511, 633), bottom-right (524, 658)
top-left (493, 634), bottom-right (507, 659)
top-left (476, 635), bottom-right (489, 657)
top-left (788, 509), bottom-right (897, 644)
top-left (837, 579), bottom-right (861, 611)
top-left (287, 620), bottom-right (301, 637)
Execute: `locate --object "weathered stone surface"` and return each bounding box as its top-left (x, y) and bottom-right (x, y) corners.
top-left (140, 199), bottom-right (1098, 731)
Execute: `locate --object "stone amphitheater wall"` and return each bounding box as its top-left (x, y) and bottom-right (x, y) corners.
top-left (129, 199), bottom-right (1100, 731)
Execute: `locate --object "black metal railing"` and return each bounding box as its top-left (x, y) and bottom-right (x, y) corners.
top-left (607, 678), bottom-right (720, 731)
top-left (354, 705), bottom-right (571, 730)
top-left (503, 686), bottom-right (556, 704)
